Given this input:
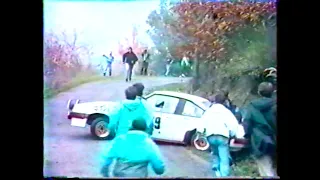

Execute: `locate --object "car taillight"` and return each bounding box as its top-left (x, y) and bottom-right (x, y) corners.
top-left (234, 138), bottom-right (248, 145)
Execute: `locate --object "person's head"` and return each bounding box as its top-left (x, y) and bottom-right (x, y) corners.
top-left (109, 52), bottom-right (113, 56)
top-left (258, 82), bottom-right (274, 98)
top-left (144, 49), bottom-right (147, 53)
top-left (207, 95), bottom-right (215, 103)
top-left (128, 47), bottom-right (133, 53)
top-left (125, 86), bottom-right (137, 100)
top-left (130, 118), bottom-right (147, 131)
top-left (214, 93), bottom-right (227, 104)
top-left (132, 83), bottom-right (145, 97)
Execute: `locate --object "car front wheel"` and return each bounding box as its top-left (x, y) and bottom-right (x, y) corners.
top-left (191, 133), bottom-right (210, 151)
top-left (90, 117), bottom-right (114, 140)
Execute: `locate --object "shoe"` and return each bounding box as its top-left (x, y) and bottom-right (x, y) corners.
top-left (103, 73), bottom-right (106, 76)
top-left (125, 79), bottom-right (128, 82)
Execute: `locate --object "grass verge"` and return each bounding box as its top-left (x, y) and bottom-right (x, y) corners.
top-left (146, 82), bottom-right (259, 177)
top-left (44, 74), bottom-right (122, 99)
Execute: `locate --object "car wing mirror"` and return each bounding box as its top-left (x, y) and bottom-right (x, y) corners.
top-left (155, 101), bottom-right (164, 108)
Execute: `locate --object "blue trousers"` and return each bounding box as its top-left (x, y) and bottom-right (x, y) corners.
top-left (207, 135), bottom-right (231, 177)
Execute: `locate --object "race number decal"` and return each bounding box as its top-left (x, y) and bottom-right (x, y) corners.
top-left (154, 117), bottom-right (161, 129)
top-left (94, 105), bottom-right (108, 112)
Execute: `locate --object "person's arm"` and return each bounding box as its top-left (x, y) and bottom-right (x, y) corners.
top-left (100, 138), bottom-right (120, 177)
top-left (133, 53), bottom-right (138, 64)
top-left (227, 114), bottom-right (241, 138)
top-left (108, 103), bottom-right (122, 133)
top-left (148, 140), bottom-right (165, 175)
top-left (122, 53), bottom-right (127, 64)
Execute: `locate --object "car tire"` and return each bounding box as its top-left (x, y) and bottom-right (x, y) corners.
top-left (90, 117), bottom-right (114, 140)
top-left (190, 133), bottom-right (210, 151)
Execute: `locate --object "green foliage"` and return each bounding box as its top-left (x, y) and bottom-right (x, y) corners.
top-left (218, 25), bottom-right (276, 79)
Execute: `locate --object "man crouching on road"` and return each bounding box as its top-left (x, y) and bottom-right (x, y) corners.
top-left (198, 93), bottom-right (241, 177)
top-left (101, 118), bottom-right (165, 177)
top-left (108, 86), bottom-right (153, 136)
top-left (132, 83), bottom-right (154, 136)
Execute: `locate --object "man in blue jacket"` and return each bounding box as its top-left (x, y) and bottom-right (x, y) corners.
top-left (132, 83), bottom-right (154, 135)
top-left (101, 118), bottom-right (165, 177)
top-left (108, 86), bottom-right (153, 136)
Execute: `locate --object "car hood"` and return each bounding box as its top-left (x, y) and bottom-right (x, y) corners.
top-left (72, 101), bottom-right (120, 115)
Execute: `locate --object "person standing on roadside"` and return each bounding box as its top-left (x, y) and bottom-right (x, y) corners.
top-left (122, 47), bottom-right (138, 82)
top-left (165, 55), bottom-right (173, 76)
top-left (198, 93), bottom-right (241, 177)
top-left (100, 118), bottom-right (165, 177)
top-left (242, 82), bottom-right (277, 177)
top-left (103, 52), bottom-right (114, 76)
top-left (141, 49), bottom-right (150, 76)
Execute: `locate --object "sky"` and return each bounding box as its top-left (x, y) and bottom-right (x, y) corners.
top-left (44, 0), bottom-right (160, 63)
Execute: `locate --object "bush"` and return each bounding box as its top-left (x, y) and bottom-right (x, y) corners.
top-left (44, 31), bottom-right (97, 98)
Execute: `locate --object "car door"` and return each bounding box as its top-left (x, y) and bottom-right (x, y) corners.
top-left (146, 94), bottom-right (180, 140)
top-left (170, 99), bottom-right (205, 142)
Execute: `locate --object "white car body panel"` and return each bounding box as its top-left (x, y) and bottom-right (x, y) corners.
top-left (72, 101), bottom-right (119, 115)
top-left (68, 90), bottom-right (247, 151)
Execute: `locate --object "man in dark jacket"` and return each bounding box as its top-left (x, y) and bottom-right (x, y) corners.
top-left (141, 49), bottom-right (150, 76)
top-left (100, 118), bottom-right (165, 177)
top-left (242, 82), bottom-right (277, 177)
top-left (123, 47), bottom-right (138, 82)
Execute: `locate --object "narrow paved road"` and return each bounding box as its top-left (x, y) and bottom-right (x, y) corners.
top-left (44, 77), bottom-right (212, 178)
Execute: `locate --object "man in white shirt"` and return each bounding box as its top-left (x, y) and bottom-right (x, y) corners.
top-left (198, 93), bottom-right (240, 177)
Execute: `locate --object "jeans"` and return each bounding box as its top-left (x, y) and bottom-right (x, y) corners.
top-left (207, 135), bottom-right (230, 177)
top-left (104, 64), bottom-right (112, 76)
top-left (125, 64), bottom-right (134, 81)
top-left (165, 64), bottom-right (171, 76)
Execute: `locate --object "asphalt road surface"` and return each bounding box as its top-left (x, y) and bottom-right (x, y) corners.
top-left (44, 77), bottom-right (212, 178)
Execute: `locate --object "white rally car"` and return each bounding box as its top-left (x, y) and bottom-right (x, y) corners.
top-left (67, 91), bottom-right (248, 152)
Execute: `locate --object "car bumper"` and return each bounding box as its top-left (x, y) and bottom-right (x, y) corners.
top-left (67, 111), bottom-right (89, 120)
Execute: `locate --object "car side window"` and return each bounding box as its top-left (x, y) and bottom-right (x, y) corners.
top-left (182, 101), bottom-right (204, 118)
top-left (160, 96), bottom-right (180, 114)
top-left (146, 95), bottom-right (179, 114)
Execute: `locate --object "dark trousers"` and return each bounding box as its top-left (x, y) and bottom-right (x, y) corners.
top-left (126, 64), bottom-right (134, 81)
top-left (141, 62), bottom-right (148, 76)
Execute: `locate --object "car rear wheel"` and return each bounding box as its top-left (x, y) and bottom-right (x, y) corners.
top-left (90, 117), bottom-right (114, 140)
top-left (191, 133), bottom-right (210, 151)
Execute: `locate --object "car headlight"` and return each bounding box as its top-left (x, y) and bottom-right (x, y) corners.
top-left (67, 99), bottom-right (80, 111)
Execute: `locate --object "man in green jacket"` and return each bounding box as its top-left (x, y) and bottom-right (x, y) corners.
top-left (101, 118), bottom-right (165, 177)
top-left (108, 86), bottom-right (153, 136)
top-left (243, 82), bottom-right (277, 177)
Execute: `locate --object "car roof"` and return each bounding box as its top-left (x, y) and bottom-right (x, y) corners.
top-left (146, 90), bottom-right (210, 110)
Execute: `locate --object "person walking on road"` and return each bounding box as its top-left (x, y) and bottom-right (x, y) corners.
top-left (103, 52), bottom-right (114, 76)
top-left (100, 118), bottom-right (165, 178)
top-left (198, 93), bottom-right (241, 177)
top-left (141, 49), bottom-right (150, 76)
top-left (242, 82), bottom-right (277, 177)
top-left (132, 83), bottom-right (154, 135)
top-left (123, 47), bottom-right (138, 82)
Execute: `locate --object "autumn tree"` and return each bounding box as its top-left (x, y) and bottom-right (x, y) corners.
top-left (148, 1), bottom-right (276, 89)
top-left (117, 25), bottom-right (147, 57)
